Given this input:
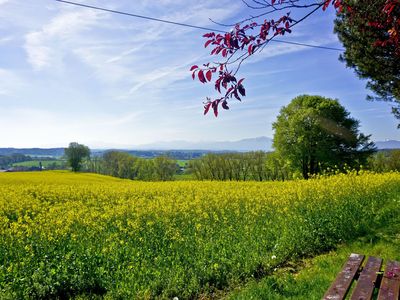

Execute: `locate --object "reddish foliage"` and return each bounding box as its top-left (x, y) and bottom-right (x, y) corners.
top-left (369, 0), bottom-right (400, 55)
top-left (191, 0), bottom-right (398, 116)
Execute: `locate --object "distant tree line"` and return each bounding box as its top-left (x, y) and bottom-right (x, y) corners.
top-left (185, 149), bottom-right (400, 182)
top-left (187, 152), bottom-right (292, 181)
top-left (368, 150), bottom-right (400, 173)
top-left (0, 154), bottom-right (32, 169)
top-left (117, 150), bottom-right (211, 160)
top-left (63, 143), bottom-right (400, 182)
top-left (86, 151), bottom-right (178, 181)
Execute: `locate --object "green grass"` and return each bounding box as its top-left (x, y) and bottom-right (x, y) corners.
top-left (177, 160), bottom-right (189, 167)
top-left (174, 173), bottom-right (195, 180)
top-left (12, 160), bottom-right (64, 168)
top-left (228, 216), bottom-right (400, 299)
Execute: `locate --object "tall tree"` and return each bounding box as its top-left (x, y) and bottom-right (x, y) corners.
top-left (153, 156), bottom-right (178, 181)
top-left (272, 95), bottom-right (375, 179)
top-left (335, 0), bottom-right (400, 123)
top-left (64, 142), bottom-right (90, 172)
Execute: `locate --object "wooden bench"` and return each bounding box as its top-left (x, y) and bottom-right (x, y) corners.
top-left (323, 254), bottom-right (400, 300)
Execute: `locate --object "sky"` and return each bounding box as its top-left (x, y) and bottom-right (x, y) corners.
top-left (0, 0), bottom-right (399, 148)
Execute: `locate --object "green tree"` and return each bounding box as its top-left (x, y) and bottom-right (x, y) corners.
top-left (102, 151), bottom-right (139, 179)
top-left (136, 159), bottom-right (155, 181)
top-left (334, 0), bottom-right (400, 123)
top-left (64, 142), bottom-right (90, 172)
top-left (273, 95), bottom-right (375, 179)
top-left (369, 150), bottom-right (400, 172)
top-left (153, 156), bottom-right (177, 181)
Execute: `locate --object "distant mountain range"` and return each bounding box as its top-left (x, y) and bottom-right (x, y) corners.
top-left (375, 140), bottom-right (400, 149)
top-left (134, 136), bottom-right (273, 151)
top-left (0, 148), bottom-right (65, 157)
top-left (0, 137), bottom-right (399, 157)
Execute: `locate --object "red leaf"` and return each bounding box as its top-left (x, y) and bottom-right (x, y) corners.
top-left (322, 0), bottom-right (330, 11)
top-left (238, 84), bottom-right (246, 96)
top-left (203, 32), bottom-right (214, 38)
top-left (204, 102), bottom-right (211, 115)
top-left (222, 49), bottom-right (227, 57)
top-left (204, 40), bottom-right (213, 48)
top-left (248, 44), bottom-right (253, 55)
top-left (192, 72), bottom-right (195, 80)
top-left (222, 100), bottom-right (229, 110)
top-left (190, 65), bottom-right (198, 71)
top-left (225, 33), bottom-right (231, 48)
top-left (206, 70), bottom-right (212, 82)
top-left (215, 78), bottom-right (222, 93)
top-left (233, 90), bottom-right (241, 101)
top-left (238, 78), bottom-right (245, 85)
top-left (198, 70), bottom-right (206, 83)
top-left (213, 104), bottom-right (218, 117)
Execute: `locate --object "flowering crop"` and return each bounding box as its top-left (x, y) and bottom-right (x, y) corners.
top-left (0, 171), bottom-right (399, 299)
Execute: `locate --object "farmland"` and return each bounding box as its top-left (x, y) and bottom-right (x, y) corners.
top-left (0, 171), bottom-right (399, 299)
top-left (12, 160), bottom-right (64, 168)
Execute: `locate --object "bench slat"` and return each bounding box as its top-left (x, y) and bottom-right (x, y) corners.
top-left (377, 260), bottom-right (400, 300)
top-left (323, 253), bottom-right (365, 300)
top-left (350, 256), bottom-right (382, 300)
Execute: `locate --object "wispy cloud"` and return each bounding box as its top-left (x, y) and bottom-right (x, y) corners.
top-left (0, 69), bottom-right (23, 96)
top-left (24, 9), bottom-right (105, 70)
top-left (0, 36), bottom-right (14, 44)
top-left (246, 35), bottom-right (340, 64)
top-left (54, 0), bottom-right (241, 103)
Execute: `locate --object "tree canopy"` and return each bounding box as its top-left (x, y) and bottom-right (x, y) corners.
top-left (272, 95), bottom-right (375, 179)
top-left (100, 151), bottom-right (177, 181)
top-left (64, 142), bottom-right (90, 172)
top-left (335, 0), bottom-right (400, 124)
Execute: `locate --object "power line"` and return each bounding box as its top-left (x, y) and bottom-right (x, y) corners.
top-left (54, 0), bottom-right (344, 52)
top-left (54, 0), bottom-right (225, 33)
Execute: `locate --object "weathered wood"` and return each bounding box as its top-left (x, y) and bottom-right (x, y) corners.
top-left (350, 256), bottom-right (382, 300)
top-left (377, 260), bottom-right (400, 300)
top-left (323, 253), bottom-right (365, 300)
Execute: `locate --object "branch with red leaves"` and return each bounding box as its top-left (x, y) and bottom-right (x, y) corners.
top-left (190, 0), bottom-right (399, 117)
top-left (191, 0), bottom-right (345, 117)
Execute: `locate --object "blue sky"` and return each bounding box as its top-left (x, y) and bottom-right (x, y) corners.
top-left (0, 0), bottom-right (399, 148)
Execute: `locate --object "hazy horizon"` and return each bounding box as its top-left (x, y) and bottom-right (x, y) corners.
top-left (0, 136), bottom-right (399, 151)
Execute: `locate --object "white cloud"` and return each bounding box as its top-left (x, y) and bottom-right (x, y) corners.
top-left (24, 9), bottom-right (104, 70)
top-left (25, 32), bottom-right (52, 70)
top-left (70, 0), bottom-right (240, 90)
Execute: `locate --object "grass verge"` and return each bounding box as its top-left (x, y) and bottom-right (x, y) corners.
top-left (228, 220), bottom-right (400, 300)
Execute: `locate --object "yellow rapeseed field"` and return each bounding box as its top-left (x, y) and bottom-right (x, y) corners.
top-left (0, 171), bottom-right (399, 299)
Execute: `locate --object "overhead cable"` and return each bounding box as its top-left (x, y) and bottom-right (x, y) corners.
top-left (54, 0), bottom-right (345, 52)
